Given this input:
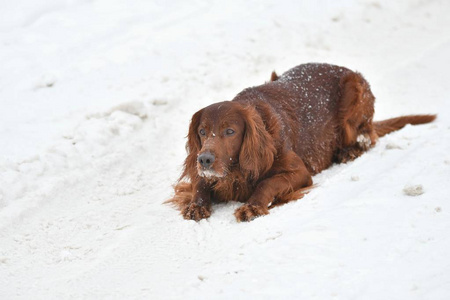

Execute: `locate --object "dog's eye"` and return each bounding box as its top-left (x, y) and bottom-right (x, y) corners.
top-left (199, 129), bottom-right (206, 136)
top-left (225, 128), bottom-right (235, 136)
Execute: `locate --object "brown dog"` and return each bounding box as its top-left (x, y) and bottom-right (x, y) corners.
top-left (167, 63), bottom-right (435, 222)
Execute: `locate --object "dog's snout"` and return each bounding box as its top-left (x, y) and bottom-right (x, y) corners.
top-left (198, 152), bottom-right (215, 168)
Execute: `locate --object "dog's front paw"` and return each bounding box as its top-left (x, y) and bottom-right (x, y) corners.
top-left (234, 204), bottom-right (269, 222)
top-left (182, 202), bottom-right (211, 221)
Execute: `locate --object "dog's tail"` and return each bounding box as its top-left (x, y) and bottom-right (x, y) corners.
top-left (374, 115), bottom-right (436, 137)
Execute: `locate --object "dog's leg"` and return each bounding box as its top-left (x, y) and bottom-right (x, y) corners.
top-left (180, 179), bottom-right (212, 221)
top-left (234, 151), bottom-right (312, 222)
top-left (336, 71), bottom-right (377, 163)
top-left (269, 186), bottom-right (313, 208)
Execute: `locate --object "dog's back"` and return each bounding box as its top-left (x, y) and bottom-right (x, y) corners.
top-left (233, 63), bottom-right (435, 174)
top-left (233, 63), bottom-right (354, 174)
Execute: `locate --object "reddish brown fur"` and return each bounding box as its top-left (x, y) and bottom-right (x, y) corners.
top-left (270, 71), bottom-right (279, 82)
top-left (166, 63), bottom-right (436, 222)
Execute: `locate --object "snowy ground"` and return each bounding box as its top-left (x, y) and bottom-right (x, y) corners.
top-left (1, 0), bottom-right (450, 299)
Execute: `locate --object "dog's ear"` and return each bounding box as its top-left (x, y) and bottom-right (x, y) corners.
top-left (180, 109), bottom-right (203, 181)
top-left (239, 106), bottom-right (276, 180)
top-left (270, 71), bottom-right (279, 82)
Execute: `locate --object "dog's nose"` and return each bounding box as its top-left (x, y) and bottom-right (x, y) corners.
top-left (198, 152), bottom-right (215, 168)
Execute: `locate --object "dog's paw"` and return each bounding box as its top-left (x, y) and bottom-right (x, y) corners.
top-left (181, 202), bottom-right (211, 221)
top-left (336, 147), bottom-right (364, 163)
top-left (234, 204), bottom-right (269, 222)
top-left (356, 133), bottom-right (372, 150)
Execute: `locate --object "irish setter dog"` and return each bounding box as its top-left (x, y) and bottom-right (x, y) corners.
top-left (167, 63), bottom-right (435, 222)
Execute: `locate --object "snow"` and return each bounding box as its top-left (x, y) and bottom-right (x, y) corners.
top-left (1, 0), bottom-right (450, 299)
top-left (403, 184), bottom-right (424, 197)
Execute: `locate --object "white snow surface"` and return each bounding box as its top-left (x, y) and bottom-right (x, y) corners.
top-left (1, 0), bottom-right (450, 299)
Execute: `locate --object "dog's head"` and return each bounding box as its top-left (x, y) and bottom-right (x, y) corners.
top-left (183, 101), bottom-right (276, 181)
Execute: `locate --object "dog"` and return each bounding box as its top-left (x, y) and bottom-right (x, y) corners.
top-left (167, 63), bottom-right (436, 222)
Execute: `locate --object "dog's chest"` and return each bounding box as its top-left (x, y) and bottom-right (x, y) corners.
top-left (212, 178), bottom-right (254, 203)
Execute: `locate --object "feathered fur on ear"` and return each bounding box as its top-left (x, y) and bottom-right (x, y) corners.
top-left (180, 109), bottom-right (203, 181)
top-left (239, 106), bottom-right (276, 180)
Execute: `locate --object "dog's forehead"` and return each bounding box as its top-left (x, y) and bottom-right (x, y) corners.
top-left (203, 101), bottom-right (234, 116)
top-left (200, 101), bottom-right (242, 125)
